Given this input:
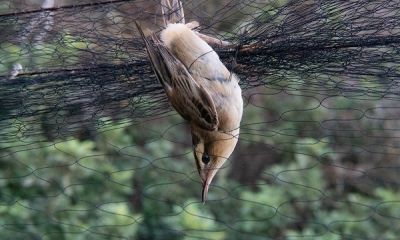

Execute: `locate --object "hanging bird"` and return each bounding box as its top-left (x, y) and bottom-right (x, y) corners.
top-left (135, 20), bottom-right (242, 202)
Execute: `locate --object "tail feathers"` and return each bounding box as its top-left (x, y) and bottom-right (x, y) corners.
top-left (161, 0), bottom-right (185, 26)
top-left (135, 21), bottom-right (173, 88)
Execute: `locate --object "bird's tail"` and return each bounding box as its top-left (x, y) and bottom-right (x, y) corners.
top-left (161, 0), bottom-right (185, 26)
top-left (135, 21), bottom-right (172, 88)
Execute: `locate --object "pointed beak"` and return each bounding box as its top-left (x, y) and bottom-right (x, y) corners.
top-left (201, 169), bottom-right (217, 203)
top-left (202, 181), bottom-right (209, 203)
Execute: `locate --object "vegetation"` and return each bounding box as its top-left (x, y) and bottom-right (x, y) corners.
top-left (1, 0), bottom-right (400, 239)
top-left (1, 86), bottom-right (400, 239)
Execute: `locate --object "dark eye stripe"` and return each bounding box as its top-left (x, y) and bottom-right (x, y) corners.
top-left (192, 133), bottom-right (200, 146)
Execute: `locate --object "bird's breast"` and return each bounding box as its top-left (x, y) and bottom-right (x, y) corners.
top-left (208, 81), bottom-right (243, 132)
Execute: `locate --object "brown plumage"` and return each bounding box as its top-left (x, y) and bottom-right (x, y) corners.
top-left (136, 22), bottom-right (243, 202)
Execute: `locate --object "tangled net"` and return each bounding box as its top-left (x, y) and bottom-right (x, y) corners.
top-left (1, 0), bottom-right (400, 239)
top-left (2, 0), bottom-right (399, 144)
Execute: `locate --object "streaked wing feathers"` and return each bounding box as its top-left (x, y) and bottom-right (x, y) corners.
top-left (135, 22), bottom-right (218, 131)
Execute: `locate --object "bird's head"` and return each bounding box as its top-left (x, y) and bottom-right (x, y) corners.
top-left (191, 128), bottom-right (239, 203)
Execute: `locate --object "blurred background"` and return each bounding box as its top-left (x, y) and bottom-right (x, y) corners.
top-left (1, 0), bottom-right (400, 239)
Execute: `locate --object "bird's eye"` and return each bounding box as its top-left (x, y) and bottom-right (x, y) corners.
top-left (202, 153), bottom-right (210, 165)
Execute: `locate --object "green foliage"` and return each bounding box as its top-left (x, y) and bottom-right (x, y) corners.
top-left (0, 32), bottom-right (91, 75)
top-left (2, 1), bottom-right (400, 238)
top-left (0, 43), bottom-right (23, 74)
top-left (2, 85), bottom-right (399, 239)
top-left (0, 129), bottom-right (141, 239)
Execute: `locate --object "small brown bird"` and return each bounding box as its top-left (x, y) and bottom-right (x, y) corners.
top-left (136, 22), bottom-right (243, 202)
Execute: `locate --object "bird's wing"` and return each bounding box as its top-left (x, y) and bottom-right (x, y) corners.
top-left (136, 22), bottom-right (219, 131)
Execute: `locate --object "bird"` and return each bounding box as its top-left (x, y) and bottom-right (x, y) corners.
top-left (136, 21), bottom-right (243, 203)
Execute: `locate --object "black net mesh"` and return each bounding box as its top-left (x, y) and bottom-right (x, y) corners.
top-left (1, 0), bottom-right (400, 239)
